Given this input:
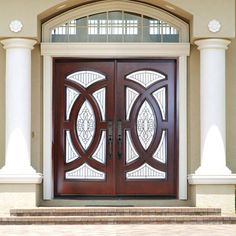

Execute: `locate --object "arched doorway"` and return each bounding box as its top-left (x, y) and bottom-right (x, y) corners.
top-left (41, 0), bottom-right (190, 200)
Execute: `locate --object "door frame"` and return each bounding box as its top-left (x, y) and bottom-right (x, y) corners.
top-left (41, 42), bottom-right (190, 200)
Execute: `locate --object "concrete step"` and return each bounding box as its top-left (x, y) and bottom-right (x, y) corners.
top-left (10, 207), bottom-right (221, 217)
top-left (1, 215), bottom-right (236, 225)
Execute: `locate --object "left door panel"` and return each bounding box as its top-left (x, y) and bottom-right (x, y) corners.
top-left (53, 59), bottom-right (115, 196)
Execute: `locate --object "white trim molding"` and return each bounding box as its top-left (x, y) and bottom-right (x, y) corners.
top-left (41, 42), bottom-right (190, 200)
top-left (41, 43), bottom-right (190, 57)
top-left (188, 174), bottom-right (236, 185)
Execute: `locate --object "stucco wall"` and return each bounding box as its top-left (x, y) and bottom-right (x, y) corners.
top-left (31, 45), bottom-right (43, 173)
top-left (0, 0), bottom-right (234, 40)
top-left (187, 45), bottom-right (200, 174)
top-left (226, 32), bottom-right (236, 173)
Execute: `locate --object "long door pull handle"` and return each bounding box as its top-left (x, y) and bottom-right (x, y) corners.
top-left (108, 121), bottom-right (113, 159)
top-left (117, 120), bottom-right (122, 159)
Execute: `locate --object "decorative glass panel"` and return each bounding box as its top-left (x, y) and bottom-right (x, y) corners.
top-left (50, 11), bottom-right (181, 43)
top-left (152, 87), bottom-right (166, 120)
top-left (65, 163), bottom-right (105, 180)
top-left (126, 163), bottom-right (165, 179)
top-left (77, 100), bottom-right (95, 150)
top-left (66, 87), bottom-right (80, 120)
top-left (51, 20), bottom-right (77, 35)
top-left (92, 131), bottom-right (106, 164)
top-left (67, 71), bottom-right (105, 88)
top-left (153, 130), bottom-right (167, 164)
top-left (126, 87), bottom-right (139, 120)
top-left (92, 88), bottom-right (106, 121)
top-left (126, 130), bottom-right (139, 164)
top-left (65, 130), bottom-right (80, 163)
top-left (126, 70), bottom-right (165, 88)
top-left (137, 100), bottom-right (156, 150)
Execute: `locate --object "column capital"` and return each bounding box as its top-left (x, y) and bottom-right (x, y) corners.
top-left (195, 38), bottom-right (231, 50)
top-left (0, 38), bottom-right (37, 50)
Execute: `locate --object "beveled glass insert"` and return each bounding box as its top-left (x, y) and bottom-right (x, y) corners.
top-left (77, 100), bottom-right (95, 150)
top-left (65, 163), bottom-right (105, 180)
top-left (126, 70), bottom-right (165, 88)
top-left (126, 163), bottom-right (166, 179)
top-left (152, 87), bottom-right (166, 120)
top-left (137, 100), bottom-right (156, 150)
top-left (153, 130), bottom-right (167, 164)
top-left (67, 71), bottom-right (105, 88)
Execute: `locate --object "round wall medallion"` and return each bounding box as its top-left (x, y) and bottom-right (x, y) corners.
top-left (9, 20), bottom-right (23, 33)
top-left (208, 19), bottom-right (221, 33)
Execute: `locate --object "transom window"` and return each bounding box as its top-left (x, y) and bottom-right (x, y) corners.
top-left (50, 11), bottom-right (180, 43)
top-left (43, 1), bottom-right (189, 43)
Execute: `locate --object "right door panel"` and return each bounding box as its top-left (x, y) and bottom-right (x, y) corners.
top-left (115, 60), bottom-right (177, 196)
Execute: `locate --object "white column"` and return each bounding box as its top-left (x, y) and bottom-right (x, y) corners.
top-left (0, 38), bottom-right (42, 183)
top-left (188, 39), bottom-right (236, 185)
top-left (195, 39), bottom-right (231, 176)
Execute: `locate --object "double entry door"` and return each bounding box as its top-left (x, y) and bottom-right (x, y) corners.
top-left (53, 59), bottom-right (177, 197)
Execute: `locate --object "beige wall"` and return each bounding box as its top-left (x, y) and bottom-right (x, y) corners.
top-left (167, 0), bottom-right (235, 40)
top-left (226, 24), bottom-right (236, 173)
top-left (0, 0), bottom-right (234, 41)
top-left (31, 45), bottom-right (43, 173)
top-left (0, 46), bottom-right (5, 169)
top-left (187, 45), bottom-right (200, 174)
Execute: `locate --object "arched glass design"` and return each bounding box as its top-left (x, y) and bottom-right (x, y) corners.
top-left (50, 11), bottom-right (182, 43)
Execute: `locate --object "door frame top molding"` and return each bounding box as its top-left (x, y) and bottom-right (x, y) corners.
top-left (41, 42), bottom-right (190, 200)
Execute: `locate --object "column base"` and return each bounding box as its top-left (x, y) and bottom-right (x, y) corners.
top-left (0, 173), bottom-right (42, 184)
top-left (188, 174), bottom-right (236, 214)
top-left (0, 165), bottom-right (43, 184)
top-left (0, 183), bottom-right (40, 214)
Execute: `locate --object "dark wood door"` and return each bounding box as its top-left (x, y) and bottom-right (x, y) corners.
top-left (115, 60), bottom-right (177, 196)
top-left (53, 59), bottom-right (177, 197)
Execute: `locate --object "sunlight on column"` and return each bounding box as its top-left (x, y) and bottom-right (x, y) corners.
top-left (4, 128), bottom-right (33, 174)
top-left (196, 125), bottom-right (231, 175)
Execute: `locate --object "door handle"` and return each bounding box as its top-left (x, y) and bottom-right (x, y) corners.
top-left (117, 120), bottom-right (122, 159)
top-left (108, 121), bottom-right (113, 159)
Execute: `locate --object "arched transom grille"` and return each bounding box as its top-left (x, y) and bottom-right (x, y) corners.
top-left (50, 11), bottom-right (182, 43)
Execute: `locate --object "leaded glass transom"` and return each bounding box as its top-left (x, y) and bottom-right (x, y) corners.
top-left (50, 11), bottom-right (181, 43)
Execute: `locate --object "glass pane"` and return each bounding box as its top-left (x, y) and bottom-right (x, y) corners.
top-left (51, 11), bottom-right (180, 43)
